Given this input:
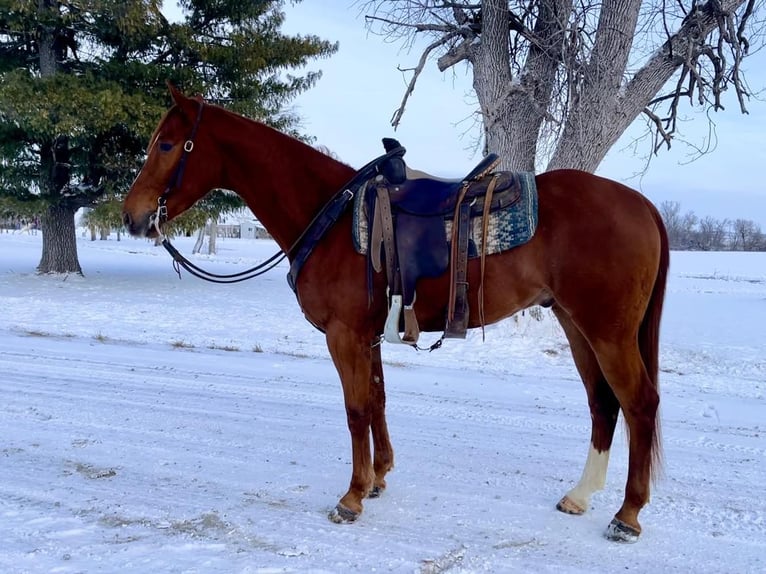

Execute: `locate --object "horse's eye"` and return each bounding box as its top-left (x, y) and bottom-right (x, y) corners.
top-left (159, 142), bottom-right (173, 152)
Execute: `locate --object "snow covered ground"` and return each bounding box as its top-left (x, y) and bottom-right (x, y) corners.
top-left (1, 232), bottom-right (764, 573)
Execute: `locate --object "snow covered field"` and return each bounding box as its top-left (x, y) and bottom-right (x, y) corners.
top-left (1, 232), bottom-right (764, 573)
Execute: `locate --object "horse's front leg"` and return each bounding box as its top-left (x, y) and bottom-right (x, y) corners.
top-left (369, 341), bottom-right (394, 498)
top-left (326, 323), bottom-right (376, 523)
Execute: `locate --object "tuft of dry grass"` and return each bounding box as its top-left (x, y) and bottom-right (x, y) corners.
top-left (170, 340), bottom-right (195, 349)
top-left (208, 344), bottom-right (239, 352)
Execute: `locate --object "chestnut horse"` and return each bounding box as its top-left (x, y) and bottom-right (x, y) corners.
top-left (123, 85), bottom-right (668, 542)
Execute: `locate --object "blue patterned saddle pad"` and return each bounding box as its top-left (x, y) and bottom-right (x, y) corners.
top-left (352, 171), bottom-right (538, 257)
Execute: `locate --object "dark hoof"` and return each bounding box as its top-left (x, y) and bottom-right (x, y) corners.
top-left (328, 503), bottom-right (360, 524)
top-left (605, 518), bottom-right (640, 543)
top-left (368, 485), bottom-right (385, 499)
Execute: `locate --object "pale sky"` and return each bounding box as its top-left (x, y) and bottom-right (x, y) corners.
top-left (280, 2), bottom-right (766, 227)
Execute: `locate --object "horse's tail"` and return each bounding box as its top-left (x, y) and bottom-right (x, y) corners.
top-left (639, 201), bottom-right (669, 479)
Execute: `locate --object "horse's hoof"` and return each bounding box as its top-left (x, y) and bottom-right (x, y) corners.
top-left (604, 518), bottom-right (640, 543)
top-left (368, 485), bottom-right (385, 499)
top-left (556, 495), bottom-right (586, 515)
top-left (328, 504), bottom-right (360, 524)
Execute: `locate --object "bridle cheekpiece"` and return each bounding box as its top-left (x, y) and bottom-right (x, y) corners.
top-left (150, 100), bottom-right (204, 239)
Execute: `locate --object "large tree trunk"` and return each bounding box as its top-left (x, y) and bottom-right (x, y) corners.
top-left (547, 0), bottom-right (642, 171)
top-left (37, 136), bottom-right (81, 274)
top-left (37, 204), bottom-right (82, 275)
top-left (35, 0), bottom-right (84, 274)
top-left (469, 0), bottom-right (572, 170)
top-left (380, 0), bottom-right (752, 174)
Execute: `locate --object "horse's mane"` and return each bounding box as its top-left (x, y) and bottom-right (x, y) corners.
top-left (203, 102), bottom-right (355, 174)
top-left (314, 144), bottom-right (343, 162)
top-left (147, 99), bottom-right (355, 187)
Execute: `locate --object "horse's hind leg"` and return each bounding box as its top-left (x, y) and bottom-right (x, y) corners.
top-left (593, 342), bottom-right (660, 542)
top-left (369, 342), bottom-right (394, 498)
top-left (553, 306), bottom-right (620, 516)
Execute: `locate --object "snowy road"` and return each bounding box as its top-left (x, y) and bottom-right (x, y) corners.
top-left (1, 235), bottom-right (765, 572)
top-left (2, 332), bottom-right (764, 573)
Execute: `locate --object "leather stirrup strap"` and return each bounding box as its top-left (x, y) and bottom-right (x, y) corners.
top-left (447, 183), bottom-right (470, 321)
top-left (403, 305), bottom-right (420, 343)
top-left (446, 183), bottom-right (472, 338)
top-left (478, 174), bottom-right (500, 340)
top-left (370, 196), bottom-right (384, 273)
top-left (375, 184), bottom-right (397, 290)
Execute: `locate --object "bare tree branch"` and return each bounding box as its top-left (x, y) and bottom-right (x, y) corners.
top-left (361, 0), bottom-right (762, 173)
top-left (390, 31), bottom-right (463, 128)
top-left (642, 107), bottom-right (673, 153)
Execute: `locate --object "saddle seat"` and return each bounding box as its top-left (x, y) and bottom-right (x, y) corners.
top-left (389, 153), bottom-right (501, 216)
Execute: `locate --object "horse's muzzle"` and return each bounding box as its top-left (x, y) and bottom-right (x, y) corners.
top-left (122, 211), bottom-right (157, 238)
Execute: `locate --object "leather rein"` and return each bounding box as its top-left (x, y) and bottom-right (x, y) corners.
top-left (148, 100), bottom-right (393, 289)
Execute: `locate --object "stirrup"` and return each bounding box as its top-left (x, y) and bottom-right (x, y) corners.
top-left (383, 294), bottom-right (417, 346)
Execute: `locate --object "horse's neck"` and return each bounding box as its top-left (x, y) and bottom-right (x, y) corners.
top-left (214, 111), bottom-right (354, 252)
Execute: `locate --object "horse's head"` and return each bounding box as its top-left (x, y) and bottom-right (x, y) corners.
top-left (123, 84), bottom-right (216, 238)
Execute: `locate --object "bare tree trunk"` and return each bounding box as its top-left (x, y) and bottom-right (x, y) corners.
top-left (37, 204), bottom-right (82, 275)
top-left (366, 0), bottom-right (754, 174)
top-left (35, 0), bottom-right (83, 274)
top-left (192, 226), bottom-right (205, 254)
top-left (208, 219), bottom-right (218, 255)
top-left (469, 0), bottom-right (572, 170)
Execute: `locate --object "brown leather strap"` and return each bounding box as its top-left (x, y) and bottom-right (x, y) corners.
top-left (375, 184), bottom-right (397, 290)
top-left (446, 183), bottom-right (472, 338)
top-left (478, 174), bottom-right (500, 340)
top-left (403, 306), bottom-right (420, 343)
top-left (447, 183), bottom-right (470, 322)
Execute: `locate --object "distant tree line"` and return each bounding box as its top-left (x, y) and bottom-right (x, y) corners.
top-left (659, 201), bottom-right (766, 251)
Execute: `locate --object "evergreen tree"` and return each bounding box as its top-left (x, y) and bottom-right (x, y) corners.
top-left (0, 0), bottom-right (336, 273)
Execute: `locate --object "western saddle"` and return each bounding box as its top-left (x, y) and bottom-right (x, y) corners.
top-left (366, 138), bottom-right (523, 347)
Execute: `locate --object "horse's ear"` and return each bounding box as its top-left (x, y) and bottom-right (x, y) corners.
top-left (166, 81), bottom-right (199, 121)
top-left (167, 81), bottom-right (185, 104)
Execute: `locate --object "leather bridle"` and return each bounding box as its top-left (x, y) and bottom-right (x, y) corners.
top-left (146, 100), bottom-right (289, 284)
top-left (150, 100), bottom-right (205, 237)
top-left (144, 98), bottom-right (400, 292)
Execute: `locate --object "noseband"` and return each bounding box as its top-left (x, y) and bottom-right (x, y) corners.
top-left (150, 100), bottom-right (205, 237)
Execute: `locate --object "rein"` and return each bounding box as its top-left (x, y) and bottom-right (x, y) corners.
top-left (149, 99), bottom-right (404, 289)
